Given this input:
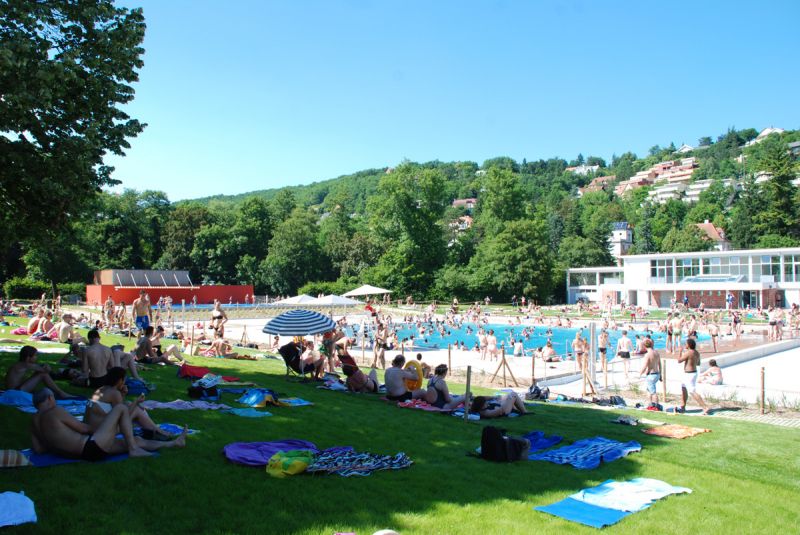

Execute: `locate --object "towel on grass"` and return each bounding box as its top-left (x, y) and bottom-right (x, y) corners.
top-left (536, 478), bottom-right (691, 528)
top-left (306, 448), bottom-right (412, 477)
top-left (177, 364), bottom-right (239, 382)
top-left (140, 399), bottom-right (231, 411)
top-left (134, 423), bottom-right (198, 436)
top-left (397, 399), bottom-right (460, 412)
top-left (530, 437), bottom-right (641, 470)
top-left (224, 440), bottom-right (318, 467)
top-left (643, 424), bottom-right (710, 439)
top-left (21, 449), bottom-right (157, 467)
top-left (224, 408), bottom-right (272, 418)
top-left (522, 431), bottom-right (563, 454)
top-left (1, 390), bottom-right (86, 417)
top-left (277, 397), bottom-right (313, 407)
top-left (0, 491), bottom-right (36, 527)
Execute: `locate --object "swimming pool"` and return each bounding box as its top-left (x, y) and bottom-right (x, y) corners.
top-left (349, 321), bottom-right (708, 358)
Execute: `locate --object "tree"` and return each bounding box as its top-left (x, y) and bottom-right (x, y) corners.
top-left (157, 203), bottom-right (214, 280)
top-left (475, 167), bottom-right (525, 236)
top-left (260, 209), bottom-right (326, 294)
top-left (698, 136), bottom-right (713, 147)
top-left (660, 225), bottom-right (713, 253)
top-left (750, 135), bottom-right (799, 239)
top-left (727, 175), bottom-right (765, 249)
top-left (557, 236), bottom-right (614, 268)
top-left (0, 1), bottom-right (146, 250)
top-left (586, 156), bottom-right (606, 168)
top-left (631, 204), bottom-right (657, 254)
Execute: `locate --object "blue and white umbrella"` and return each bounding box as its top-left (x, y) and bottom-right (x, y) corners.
top-left (262, 309), bottom-right (336, 336)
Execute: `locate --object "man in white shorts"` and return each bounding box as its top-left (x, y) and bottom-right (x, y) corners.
top-left (677, 338), bottom-right (710, 414)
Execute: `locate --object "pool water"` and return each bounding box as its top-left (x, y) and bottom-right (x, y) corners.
top-left (350, 322), bottom-right (708, 359)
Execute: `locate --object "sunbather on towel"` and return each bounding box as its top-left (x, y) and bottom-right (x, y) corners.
top-left (424, 364), bottom-right (464, 410)
top-left (5, 346), bottom-right (74, 399)
top-left (343, 364), bottom-right (379, 393)
top-left (469, 392), bottom-right (527, 418)
top-left (31, 388), bottom-right (186, 461)
top-left (384, 355), bottom-right (426, 402)
top-left (84, 367), bottom-right (171, 441)
top-left (137, 326), bottom-right (184, 365)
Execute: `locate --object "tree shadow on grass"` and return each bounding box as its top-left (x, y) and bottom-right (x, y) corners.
top-left (0, 351), bottom-right (697, 535)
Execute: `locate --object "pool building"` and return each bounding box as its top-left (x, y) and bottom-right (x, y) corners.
top-left (566, 247), bottom-right (800, 309)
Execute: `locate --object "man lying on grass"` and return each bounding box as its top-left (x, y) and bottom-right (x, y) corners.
top-left (31, 388), bottom-right (186, 461)
top-left (5, 346), bottom-right (75, 400)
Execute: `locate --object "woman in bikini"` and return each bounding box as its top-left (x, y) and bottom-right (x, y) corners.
top-left (425, 364), bottom-right (464, 410)
top-left (210, 300), bottom-right (228, 337)
top-left (469, 392), bottom-right (528, 418)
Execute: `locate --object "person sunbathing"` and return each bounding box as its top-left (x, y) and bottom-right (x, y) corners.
top-left (384, 355), bottom-right (426, 402)
top-left (57, 313), bottom-right (88, 346)
top-left (699, 359), bottom-right (723, 385)
top-left (31, 388), bottom-right (185, 461)
top-left (26, 309), bottom-right (44, 335)
top-left (84, 367), bottom-right (171, 440)
top-left (5, 346), bottom-right (74, 399)
top-left (425, 364), bottom-right (464, 410)
top-left (150, 326), bottom-right (187, 363)
top-left (469, 392), bottom-right (528, 418)
top-left (80, 329), bottom-right (113, 388)
top-left (343, 364), bottom-right (380, 393)
top-left (137, 326), bottom-right (184, 365)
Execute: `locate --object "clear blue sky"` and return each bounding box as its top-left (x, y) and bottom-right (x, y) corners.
top-left (110, 0), bottom-right (800, 201)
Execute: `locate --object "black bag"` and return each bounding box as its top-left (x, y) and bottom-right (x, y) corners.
top-left (526, 384), bottom-right (550, 401)
top-left (188, 386), bottom-right (218, 399)
top-left (480, 426), bottom-right (530, 462)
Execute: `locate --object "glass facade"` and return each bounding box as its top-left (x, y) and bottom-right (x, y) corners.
top-left (783, 255), bottom-right (800, 282)
top-left (650, 259), bottom-right (674, 283)
top-left (569, 273), bottom-right (597, 286)
top-left (676, 258), bottom-right (700, 279)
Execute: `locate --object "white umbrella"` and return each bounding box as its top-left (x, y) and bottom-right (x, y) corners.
top-left (270, 294), bottom-right (317, 305)
top-left (342, 284), bottom-right (393, 297)
top-left (309, 294), bottom-right (361, 306)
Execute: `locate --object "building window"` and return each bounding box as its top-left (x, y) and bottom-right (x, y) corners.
top-left (569, 273), bottom-right (597, 286)
top-left (677, 258), bottom-right (700, 279)
top-left (760, 255), bottom-right (781, 281)
top-left (784, 255), bottom-right (800, 282)
top-left (650, 259), bottom-right (674, 283)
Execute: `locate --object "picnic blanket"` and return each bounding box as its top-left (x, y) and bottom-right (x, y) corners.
top-left (134, 423), bottom-right (198, 436)
top-left (224, 440), bottom-right (318, 467)
top-left (643, 424), bottom-right (710, 439)
top-left (140, 399), bottom-right (231, 411)
top-left (306, 448), bottom-right (413, 477)
top-left (536, 478), bottom-right (691, 528)
top-left (530, 437), bottom-right (641, 470)
top-left (0, 491), bottom-right (36, 527)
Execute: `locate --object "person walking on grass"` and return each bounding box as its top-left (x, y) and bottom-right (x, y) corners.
top-left (677, 338), bottom-right (710, 415)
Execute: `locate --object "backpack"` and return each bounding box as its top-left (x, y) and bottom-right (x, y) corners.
top-left (480, 426), bottom-right (530, 462)
top-left (188, 385), bottom-right (219, 400)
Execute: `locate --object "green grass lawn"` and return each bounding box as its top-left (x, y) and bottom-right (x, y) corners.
top-left (0, 325), bottom-right (798, 534)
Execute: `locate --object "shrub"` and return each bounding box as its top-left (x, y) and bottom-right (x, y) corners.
top-left (2, 277), bottom-right (49, 300)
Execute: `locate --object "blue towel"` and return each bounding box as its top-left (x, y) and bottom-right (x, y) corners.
top-left (224, 408), bottom-right (272, 418)
top-left (530, 437), bottom-right (641, 470)
top-left (522, 431), bottom-right (563, 456)
top-left (536, 478), bottom-right (691, 527)
top-left (21, 449), bottom-right (143, 467)
top-left (0, 491), bottom-right (37, 528)
top-left (536, 497), bottom-right (630, 528)
top-left (134, 423), bottom-right (198, 436)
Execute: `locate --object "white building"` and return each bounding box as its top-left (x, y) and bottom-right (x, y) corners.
top-left (648, 182), bottom-right (687, 203)
top-left (609, 222), bottom-right (633, 259)
top-left (566, 164), bottom-right (600, 176)
top-left (683, 179), bottom-right (735, 203)
top-left (566, 247), bottom-right (800, 309)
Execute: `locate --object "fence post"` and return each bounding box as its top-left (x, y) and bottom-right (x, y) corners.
top-left (760, 367), bottom-right (765, 414)
top-left (448, 344), bottom-right (451, 372)
top-left (661, 358), bottom-right (667, 404)
top-left (463, 366), bottom-right (472, 421)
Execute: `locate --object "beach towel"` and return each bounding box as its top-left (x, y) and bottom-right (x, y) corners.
top-left (236, 389), bottom-right (313, 407)
top-left (277, 397), bottom-right (313, 407)
top-left (643, 424), bottom-right (710, 439)
top-left (0, 450), bottom-right (31, 468)
top-left (134, 423), bottom-right (198, 436)
top-left (21, 449), bottom-right (156, 467)
top-left (530, 437), bottom-right (641, 470)
top-left (522, 431), bottom-right (563, 454)
top-left (11, 327), bottom-right (28, 335)
top-left (0, 345), bottom-right (68, 354)
top-left (536, 478), bottom-right (691, 528)
top-left (397, 399), bottom-right (461, 412)
top-left (0, 390), bottom-right (87, 416)
top-left (139, 399), bottom-right (231, 411)
top-left (306, 448), bottom-right (412, 477)
top-left (224, 440), bottom-right (318, 467)
top-left (224, 408), bottom-right (272, 418)
top-left (177, 364), bottom-right (239, 382)
top-left (0, 491), bottom-right (36, 527)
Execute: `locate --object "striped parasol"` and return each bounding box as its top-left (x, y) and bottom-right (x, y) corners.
top-left (262, 309), bottom-right (336, 336)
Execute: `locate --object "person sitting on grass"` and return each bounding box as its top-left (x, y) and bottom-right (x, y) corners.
top-left (84, 367), bottom-right (171, 441)
top-left (699, 359), bottom-right (723, 385)
top-left (416, 353), bottom-right (432, 378)
top-left (31, 388), bottom-right (186, 461)
top-left (384, 355), bottom-right (427, 402)
top-left (150, 325), bottom-right (187, 363)
top-left (110, 346), bottom-right (144, 381)
top-left (137, 326), bottom-right (184, 365)
top-left (301, 340), bottom-right (326, 379)
top-left (425, 364), bottom-right (464, 410)
top-left (469, 392), bottom-right (528, 418)
top-left (57, 313), bottom-right (88, 347)
top-left (342, 364), bottom-right (380, 393)
top-left (5, 346), bottom-right (75, 399)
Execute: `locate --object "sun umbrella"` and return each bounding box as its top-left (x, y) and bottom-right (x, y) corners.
top-left (309, 294), bottom-right (361, 306)
top-left (262, 309), bottom-right (336, 336)
top-left (342, 284), bottom-right (392, 297)
top-left (270, 294), bottom-right (317, 305)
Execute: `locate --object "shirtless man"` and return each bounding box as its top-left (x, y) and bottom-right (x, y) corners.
top-left (36, 310), bottom-right (55, 335)
top-left (372, 323), bottom-right (388, 369)
top-left (615, 330), bottom-right (633, 378)
top-left (5, 346), bottom-right (73, 399)
top-left (707, 320), bottom-right (719, 352)
top-left (136, 326), bottom-right (180, 365)
top-left (670, 314), bottom-right (684, 351)
top-left (57, 314), bottom-right (87, 346)
top-left (677, 338), bottom-right (710, 414)
top-left (132, 290), bottom-right (152, 334)
top-left (81, 329), bottom-right (113, 388)
top-left (384, 355), bottom-right (426, 402)
top-left (598, 329), bottom-right (609, 361)
top-left (638, 338), bottom-right (661, 408)
top-left (104, 296), bottom-right (115, 329)
top-left (31, 388), bottom-right (185, 462)
top-left (478, 329), bottom-right (488, 360)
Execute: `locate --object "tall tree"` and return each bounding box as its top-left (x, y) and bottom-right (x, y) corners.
top-left (0, 1), bottom-right (146, 252)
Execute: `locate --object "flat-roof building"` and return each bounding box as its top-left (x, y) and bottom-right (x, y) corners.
top-left (566, 247), bottom-right (800, 309)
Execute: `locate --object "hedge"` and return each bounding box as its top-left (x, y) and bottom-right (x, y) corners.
top-left (2, 277), bottom-right (86, 300)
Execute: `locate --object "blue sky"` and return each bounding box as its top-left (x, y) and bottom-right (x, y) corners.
top-left (110, 0), bottom-right (800, 200)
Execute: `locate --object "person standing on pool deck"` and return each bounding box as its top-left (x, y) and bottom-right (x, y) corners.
top-left (478, 329), bottom-right (488, 360)
top-left (639, 338), bottom-right (661, 408)
top-left (677, 338), bottom-right (710, 414)
top-left (670, 313), bottom-right (684, 352)
top-left (486, 330), bottom-right (498, 361)
top-left (132, 290), bottom-right (152, 334)
top-left (615, 330), bottom-right (633, 378)
top-left (598, 329), bottom-right (609, 361)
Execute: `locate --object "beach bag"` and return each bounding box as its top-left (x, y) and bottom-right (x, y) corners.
top-left (266, 449), bottom-right (315, 478)
top-left (126, 378), bottom-right (151, 396)
top-left (188, 385), bottom-right (218, 400)
top-left (480, 426), bottom-right (530, 462)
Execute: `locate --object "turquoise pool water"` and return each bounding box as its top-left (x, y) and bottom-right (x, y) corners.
top-left (351, 322), bottom-right (708, 358)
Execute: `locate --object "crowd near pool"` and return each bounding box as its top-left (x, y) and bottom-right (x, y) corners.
top-left (348, 321), bottom-right (710, 359)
